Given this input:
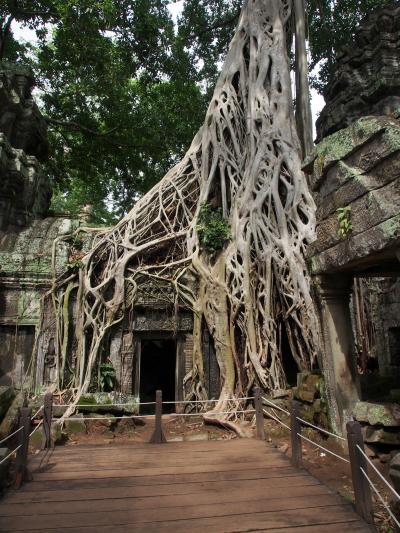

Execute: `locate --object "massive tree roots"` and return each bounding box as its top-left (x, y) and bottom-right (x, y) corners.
top-left (42, 0), bottom-right (321, 427)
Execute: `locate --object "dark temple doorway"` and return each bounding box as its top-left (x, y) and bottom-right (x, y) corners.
top-left (139, 338), bottom-right (176, 413)
top-left (280, 323), bottom-right (299, 387)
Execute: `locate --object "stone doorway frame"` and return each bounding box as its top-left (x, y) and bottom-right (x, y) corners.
top-left (133, 331), bottom-right (186, 413)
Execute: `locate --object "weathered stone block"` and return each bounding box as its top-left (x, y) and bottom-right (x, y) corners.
top-left (0, 447), bottom-right (10, 490)
top-left (85, 413), bottom-right (115, 433)
top-left (390, 453), bottom-right (400, 493)
top-left (310, 212), bottom-right (400, 274)
top-left (0, 386), bottom-right (14, 421)
top-left (0, 392), bottom-right (23, 438)
top-left (77, 392), bottom-right (138, 415)
top-left (315, 175), bottom-right (400, 254)
top-left (294, 372), bottom-right (323, 404)
top-left (353, 401), bottom-right (400, 427)
top-left (64, 414), bottom-right (86, 435)
top-left (115, 418), bottom-right (135, 434)
top-left (298, 403), bottom-right (316, 423)
top-left (363, 426), bottom-right (400, 445)
top-left (316, 2), bottom-right (400, 140)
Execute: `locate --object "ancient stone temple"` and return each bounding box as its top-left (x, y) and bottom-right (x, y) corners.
top-left (0, 65), bottom-right (219, 407)
top-left (106, 284), bottom-right (199, 409)
top-left (305, 2), bottom-right (400, 437)
top-left (0, 62), bottom-right (79, 389)
top-left (0, 63), bottom-right (220, 409)
top-left (316, 2), bottom-right (400, 142)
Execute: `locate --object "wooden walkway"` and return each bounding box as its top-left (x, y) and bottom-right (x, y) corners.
top-left (0, 438), bottom-right (373, 532)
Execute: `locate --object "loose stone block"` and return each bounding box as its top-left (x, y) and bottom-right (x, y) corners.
top-left (353, 401), bottom-right (400, 427)
top-left (0, 386), bottom-right (14, 421)
top-left (64, 413), bottom-right (86, 435)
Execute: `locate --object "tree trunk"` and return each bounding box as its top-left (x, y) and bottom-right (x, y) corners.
top-left (46, 0), bottom-right (321, 425)
top-left (294, 0), bottom-right (313, 158)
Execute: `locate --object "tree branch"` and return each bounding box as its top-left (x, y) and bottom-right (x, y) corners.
top-left (45, 117), bottom-right (119, 137)
top-left (0, 14), bottom-right (14, 60)
top-left (183, 10), bottom-right (240, 41)
top-left (46, 117), bottom-right (161, 150)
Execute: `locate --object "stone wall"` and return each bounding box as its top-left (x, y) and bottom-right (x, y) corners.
top-left (316, 3), bottom-right (400, 141)
top-left (0, 62), bottom-right (50, 231)
top-left (306, 116), bottom-right (400, 275)
top-left (372, 278), bottom-right (400, 377)
top-left (0, 217), bottom-right (82, 388)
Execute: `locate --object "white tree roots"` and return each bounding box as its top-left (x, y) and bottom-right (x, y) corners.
top-left (45, 0), bottom-right (321, 425)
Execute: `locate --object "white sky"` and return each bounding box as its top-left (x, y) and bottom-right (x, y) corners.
top-left (12, 3), bottom-right (325, 136)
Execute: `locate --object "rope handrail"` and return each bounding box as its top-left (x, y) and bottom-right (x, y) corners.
top-left (165, 409), bottom-right (256, 417)
top-left (55, 402), bottom-right (155, 408)
top-left (61, 409), bottom-right (256, 421)
top-left (360, 466), bottom-right (400, 528)
top-left (263, 408), bottom-right (290, 430)
top-left (261, 396), bottom-right (290, 415)
top-left (56, 396), bottom-right (255, 409)
top-left (31, 406), bottom-right (43, 420)
top-left (0, 445), bottom-right (22, 466)
top-left (297, 432), bottom-right (350, 463)
top-left (296, 416), bottom-right (346, 442)
top-left (0, 426), bottom-right (23, 446)
top-left (357, 444), bottom-right (400, 501)
top-left (29, 420), bottom-right (43, 438)
top-left (163, 396), bottom-right (255, 405)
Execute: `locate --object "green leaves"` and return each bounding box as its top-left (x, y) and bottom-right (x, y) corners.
top-left (196, 203), bottom-right (231, 253)
top-left (99, 362), bottom-right (116, 392)
top-left (1, 0), bottom-right (383, 222)
top-left (336, 206), bottom-right (353, 238)
top-left (307, 0), bottom-right (385, 92)
top-left (2, 0), bottom-right (207, 222)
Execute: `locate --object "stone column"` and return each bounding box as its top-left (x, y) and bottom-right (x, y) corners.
top-left (315, 274), bottom-right (360, 434)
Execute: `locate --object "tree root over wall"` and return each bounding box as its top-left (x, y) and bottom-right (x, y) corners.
top-left (40, 0), bottom-right (321, 432)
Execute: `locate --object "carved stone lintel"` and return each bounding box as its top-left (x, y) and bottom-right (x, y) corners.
top-left (314, 274), bottom-right (353, 302)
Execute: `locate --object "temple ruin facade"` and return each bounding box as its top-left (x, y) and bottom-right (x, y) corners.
top-left (0, 3), bottom-right (399, 443)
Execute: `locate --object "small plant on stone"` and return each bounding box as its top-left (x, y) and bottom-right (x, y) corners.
top-left (337, 206), bottom-right (353, 237)
top-left (196, 203), bottom-right (231, 253)
top-left (99, 362), bottom-right (116, 392)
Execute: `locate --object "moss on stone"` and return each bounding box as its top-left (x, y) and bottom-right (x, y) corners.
top-left (385, 126), bottom-right (400, 152)
top-left (382, 214), bottom-right (400, 239)
top-left (353, 401), bottom-right (400, 427)
top-left (314, 117), bottom-right (386, 172)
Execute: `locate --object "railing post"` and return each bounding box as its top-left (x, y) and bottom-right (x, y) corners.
top-left (150, 390), bottom-right (166, 444)
top-left (346, 421), bottom-right (374, 524)
top-left (14, 407), bottom-right (32, 488)
top-left (291, 400), bottom-right (303, 468)
top-left (254, 387), bottom-right (266, 440)
top-left (42, 392), bottom-right (53, 450)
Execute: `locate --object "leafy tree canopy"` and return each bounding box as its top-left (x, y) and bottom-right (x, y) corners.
top-left (0, 0), bottom-right (386, 222)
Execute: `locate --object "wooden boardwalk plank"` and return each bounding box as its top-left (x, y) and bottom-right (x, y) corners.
top-left (3, 474), bottom-right (319, 503)
top-left (0, 483), bottom-right (332, 516)
top-left (0, 439), bottom-right (372, 532)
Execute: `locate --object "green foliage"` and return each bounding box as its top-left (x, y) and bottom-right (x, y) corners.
top-left (306, 0), bottom-right (385, 92)
top-left (99, 362), bottom-right (116, 392)
top-left (177, 0), bottom-right (386, 94)
top-left (337, 206), bottom-right (353, 237)
top-left (196, 203), bottom-right (230, 253)
top-left (1, 0), bottom-right (207, 222)
top-left (1, 0), bottom-right (385, 221)
top-left (66, 258), bottom-right (84, 270)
